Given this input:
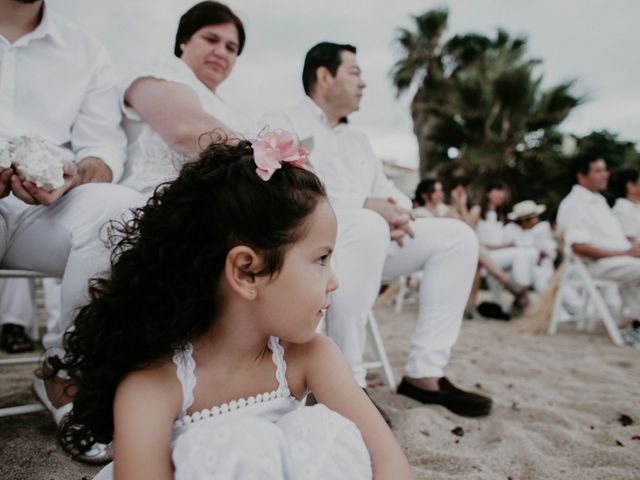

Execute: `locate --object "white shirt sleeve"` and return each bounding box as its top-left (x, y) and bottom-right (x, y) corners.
top-left (362, 135), bottom-right (412, 209)
top-left (70, 44), bottom-right (127, 182)
top-left (558, 203), bottom-right (592, 246)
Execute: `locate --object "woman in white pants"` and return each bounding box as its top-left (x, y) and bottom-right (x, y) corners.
top-left (473, 181), bottom-right (538, 310)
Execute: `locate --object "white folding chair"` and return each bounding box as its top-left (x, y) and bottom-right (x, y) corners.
top-left (316, 310), bottom-right (396, 391)
top-left (548, 254), bottom-right (624, 346)
top-left (362, 311), bottom-right (396, 390)
top-left (0, 269), bottom-right (56, 417)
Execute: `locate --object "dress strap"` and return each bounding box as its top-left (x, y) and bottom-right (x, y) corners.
top-left (172, 342), bottom-right (196, 418)
top-left (268, 336), bottom-right (289, 391)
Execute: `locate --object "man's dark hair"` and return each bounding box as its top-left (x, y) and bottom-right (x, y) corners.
top-left (569, 151), bottom-right (605, 184)
top-left (302, 42), bottom-right (356, 95)
top-left (609, 165), bottom-right (639, 199)
top-left (174, 1), bottom-right (245, 57)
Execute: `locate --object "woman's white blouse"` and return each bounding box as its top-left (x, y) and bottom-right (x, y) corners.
top-left (119, 56), bottom-right (252, 196)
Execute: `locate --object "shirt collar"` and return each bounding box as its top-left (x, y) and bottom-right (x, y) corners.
top-left (301, 96), bottom-right (349, 129)
top-left (12, 2), bottom-right (66, 48)
top-left (572, 184), bottom-right (602, 204)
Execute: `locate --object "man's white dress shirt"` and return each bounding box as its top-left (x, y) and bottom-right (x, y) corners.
top-left (0, 3), bottom-right (126, 181)
top-left (556, 184), bottom-right (630, 251)
top-left (260, 97), bottom-right (411, 210)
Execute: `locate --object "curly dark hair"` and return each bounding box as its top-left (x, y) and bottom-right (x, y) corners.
top-left (56, 140), bottom-right (326, 456)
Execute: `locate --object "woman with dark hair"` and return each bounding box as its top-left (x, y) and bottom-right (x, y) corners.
top-left (412, 178), bottom-right (452, 218)
top-left (610, 165), bottom-right (640, 241)
top-left (119, 1), bottom-right (251, 196)
top-left (61, 134), bottom-right (415, 479)
top-left (412, 179), bottom-right (529, 315)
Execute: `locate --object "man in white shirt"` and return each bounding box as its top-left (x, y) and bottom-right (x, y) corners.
top-left (261, 42), bottom-right (491, 417)
top-left (556, 152), bottom-right (640, 346)
top-left (610, 165), bottom-right (640, 241)
top-left (0, 0), bottom-right (143, 459)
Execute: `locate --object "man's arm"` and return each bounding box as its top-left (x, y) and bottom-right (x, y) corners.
top-left (572, 242), bottom-right (640, 259)
top-left (364, 197), bottom-right (414, 246)
top-left (70, 44), bottom-right (127, 183)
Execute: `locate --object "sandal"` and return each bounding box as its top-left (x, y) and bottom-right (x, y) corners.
top-left (1, 323), bottom-right (35, 353)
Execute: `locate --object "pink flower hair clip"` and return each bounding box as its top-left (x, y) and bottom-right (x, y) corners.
top-left (251, 129), bottom-right (308, 181)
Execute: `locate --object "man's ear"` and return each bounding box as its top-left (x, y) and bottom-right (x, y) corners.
top-left (224, 246), bottom-right (263, 301)
top-left (315, 66), bottom-right (334, 91)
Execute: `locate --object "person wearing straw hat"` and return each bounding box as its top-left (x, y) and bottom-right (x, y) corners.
top-left (504, 200), bottom-right (557, 293)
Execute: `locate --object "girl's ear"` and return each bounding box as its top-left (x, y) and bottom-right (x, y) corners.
top-left (225, 246), bottom-right (263, 301)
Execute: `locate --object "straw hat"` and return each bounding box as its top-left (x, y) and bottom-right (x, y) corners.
top-left (507, 200), bottom-right (546, 221)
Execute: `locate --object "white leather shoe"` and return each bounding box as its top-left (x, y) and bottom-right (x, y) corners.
top-left (32, 377), bottom-right (72, 426)
top-left (32, 377), bottom-right (112, 464)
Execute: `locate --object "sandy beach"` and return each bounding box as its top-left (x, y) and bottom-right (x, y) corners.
top-left (1, 302), bottom-right (639, 480)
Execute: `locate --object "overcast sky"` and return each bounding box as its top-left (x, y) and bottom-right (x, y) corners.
top-left (52, 0), bottom-right (639, 167)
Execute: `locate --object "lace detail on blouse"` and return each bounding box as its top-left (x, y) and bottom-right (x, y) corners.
top-left (268, 337), bottom-right (289, 391)
top-left (172, 337), bottom-right (293, 428)
top-left (172, 343), bottom-right (196, 417)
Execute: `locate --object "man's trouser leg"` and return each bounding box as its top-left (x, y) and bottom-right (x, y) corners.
top-left (382, 218), bottom-right (478, 378)
top-left (588, 256), bottom-right (640, 318)
top-left (325, 208), bottom-right (389, 387)
top-left (0, 279), bottom-right (34, 329)
top-left (489, 246), bottom-right (537, 287)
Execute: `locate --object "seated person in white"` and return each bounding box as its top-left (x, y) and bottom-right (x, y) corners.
top-left (413, 178), bottom-right (528, 314)
top-left (609, 165), bottom-right (640, 241)
top-left (119, 1), bottom-right (252, 197)
top-left (59, 139), bottom-right (415, 479)
top-left (0, 0), bottom-right (143, 462)
top-left (260, 42), bottom-right (491, 417)
top-left (412, 178), bottom-right (453, 218)
top-left (556, 152), bottom-right (640, 346)
top-left (503, 200), bottom-right (557, 293)
top-left (472, 181), bottom-right (538, 308)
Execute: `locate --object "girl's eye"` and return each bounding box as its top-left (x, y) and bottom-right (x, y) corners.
top-left (317, 255), bottom-right (329, 266)
top-left (226, 45), bottom-right (238, 54)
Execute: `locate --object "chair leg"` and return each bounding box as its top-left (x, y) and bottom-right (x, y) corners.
top-left (393, 276), bottom-right (408, 314)
top-left (365, 312), bottom-right (396, 390)
top-left (548, 265), bottom-right (570, 335)
top-left (585, 283), bottom-right (624, 346)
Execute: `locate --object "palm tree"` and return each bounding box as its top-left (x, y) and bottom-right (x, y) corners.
top-left (392, 8), bottom-right (582, 207)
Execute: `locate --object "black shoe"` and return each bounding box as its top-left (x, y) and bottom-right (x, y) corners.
top-left (397, 377), bottom-right (492, 417)
top-left (362, 388), bottom-right (392, 427)
top-left (477, 301), bottom-right (511, 321)
top-left (1, 323), bottom-right (35, 354)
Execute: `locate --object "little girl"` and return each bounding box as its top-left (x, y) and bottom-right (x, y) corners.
top-left (58, 132), bottom-right (415, 479)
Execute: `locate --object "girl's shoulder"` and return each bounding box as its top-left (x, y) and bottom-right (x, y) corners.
top-left (115, 357), bottom-right (183, 417)
top-left (279, 334), bottom-right (340, 398)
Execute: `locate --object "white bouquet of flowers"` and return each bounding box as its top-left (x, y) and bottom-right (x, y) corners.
top-left (3, 135), bottom-right (64, 191)
top-left (0, 139), bottom-right (13, 169)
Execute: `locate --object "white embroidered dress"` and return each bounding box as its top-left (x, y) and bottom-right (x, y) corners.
top-left (119, 56), bottom-right (253, 197)
top-left (94, 336), bottom-right (372, 480)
